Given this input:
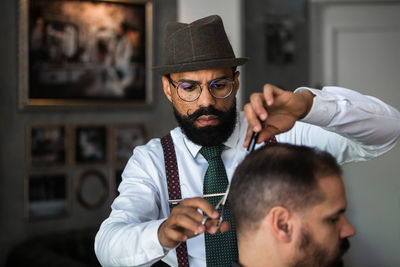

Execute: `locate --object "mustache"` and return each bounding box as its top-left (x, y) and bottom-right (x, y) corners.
top-left (185, 106), bottom-right (226, 123)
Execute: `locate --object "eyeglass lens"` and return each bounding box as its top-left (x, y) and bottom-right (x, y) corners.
top-left (177, 79), bottom-right (233, 101)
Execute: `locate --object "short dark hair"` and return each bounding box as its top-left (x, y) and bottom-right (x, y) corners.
top-left (229, 143), bottom-right (342, 232)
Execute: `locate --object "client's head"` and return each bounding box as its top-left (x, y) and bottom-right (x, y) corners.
top-left (229, 143), bottom-right (355, 267)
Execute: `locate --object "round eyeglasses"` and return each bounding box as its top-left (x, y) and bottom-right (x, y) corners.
top-left (167, 76), bottom-right (235, 102)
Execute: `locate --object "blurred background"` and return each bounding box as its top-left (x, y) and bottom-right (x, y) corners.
top-left (0, 0), bottom-right (399, 266)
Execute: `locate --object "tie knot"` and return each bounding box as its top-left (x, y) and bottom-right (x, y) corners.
top-left (199, 145), bottom-right (223, 161)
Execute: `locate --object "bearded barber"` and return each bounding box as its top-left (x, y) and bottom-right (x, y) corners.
top-left (95, 15), bottom-right (400, 267)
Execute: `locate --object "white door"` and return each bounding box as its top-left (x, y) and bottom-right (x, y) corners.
top-left (310, 1), bottom-right (400, 266)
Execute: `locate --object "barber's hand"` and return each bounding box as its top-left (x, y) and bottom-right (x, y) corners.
top-left (243, 84), bottom-right (314, 148)
top-left (158, 197), bottom-right (230, 248)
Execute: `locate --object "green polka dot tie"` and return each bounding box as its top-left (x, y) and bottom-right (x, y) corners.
top-left (200, 145), bottom-right (238, 267)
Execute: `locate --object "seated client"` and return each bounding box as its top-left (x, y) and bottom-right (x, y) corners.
top-left (229, 143), bottom-right (355, 267)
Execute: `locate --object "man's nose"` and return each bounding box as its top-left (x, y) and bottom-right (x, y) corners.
top-left (340, 217), bottom-right (356, 239)
top-left (196, 86), bottom-right (216, 107)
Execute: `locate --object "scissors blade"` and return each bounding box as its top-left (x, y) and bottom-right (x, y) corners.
top-left (217, 184), bottom-right (230, 227)
top-left (221, 183), bottom-right (230, 206)
top-left (215, 184), bottom-right (230, 209)
top-left (202, 184), bottom-right (231, 225)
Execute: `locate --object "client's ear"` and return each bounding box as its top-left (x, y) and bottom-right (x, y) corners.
top-left (267, 206), bottom-right (293, 243)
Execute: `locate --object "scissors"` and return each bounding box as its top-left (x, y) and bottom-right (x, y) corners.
top-left (168, 192), bottom-right (226, 206)
top-left (201, 183), bottom-right (231, 228)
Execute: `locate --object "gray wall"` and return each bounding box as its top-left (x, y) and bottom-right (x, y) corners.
top-left (0, 0), bottom-right (177, 265)
top-left (244, 0), bottom-right (310, 100)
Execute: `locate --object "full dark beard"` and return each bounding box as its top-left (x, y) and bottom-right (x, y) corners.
top-left (173, 100), bottom-right (237, 146)
top-left (294, 230), bottom-right (350, 267)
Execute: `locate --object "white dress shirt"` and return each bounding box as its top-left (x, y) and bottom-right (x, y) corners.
top-left (95, 86), bottom-right (400, 267)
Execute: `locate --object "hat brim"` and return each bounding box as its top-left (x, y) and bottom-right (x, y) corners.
top-left (153, 57), bottom-right (248, 75)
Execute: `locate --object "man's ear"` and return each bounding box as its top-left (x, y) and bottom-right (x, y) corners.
top-left (162, 76), bottom-right (172, 102)
top-left (234, 71), bottom-right (240, 93)
top-left (266, 206), bottom-right (294, 243)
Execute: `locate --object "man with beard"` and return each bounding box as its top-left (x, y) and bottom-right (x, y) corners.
top-left (95, 15), bottom-right (400, 267)
top-left (229, 143), bottom-right (354, 267)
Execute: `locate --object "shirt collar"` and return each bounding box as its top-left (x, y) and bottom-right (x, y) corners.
top-left (182, 112), bottom-right (241, 158)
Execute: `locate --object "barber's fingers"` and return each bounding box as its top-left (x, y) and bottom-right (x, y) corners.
top-left (177, 198), bottom-right (232, 235)
top-left (159, 197), bottom-right (219, 247)
top-left (168, 198), bottom-right (219, 234)
top-left (179, 197), bottom-right (219, 219)
top-left (163, 225), bottom-right (189, 243)
top-left (218, 221), bottom-right (231, 233)
top-left (171, 205), bottom-right (206, 225)
top-left (158, 215), bottom-right (199, 248)
top-left (263, 84), bottom-right (286, 106)
top-left (262, 83), bottom-right (275, 107)
top-left (257, 125), bottom-right (280, 143)
top-left (203, 219), bottom-right (231, 234)
top-left (247, 84), bottom-right (283, 123)
top-left (249, 93), bottom-right (268, 122)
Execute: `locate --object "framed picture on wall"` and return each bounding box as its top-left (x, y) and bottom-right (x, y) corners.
top-left (27, 124), bottom-right (67, 167)
top-left (24, 173), bottom-right (69, 219)
top-left (112, 123), bottom-right (149, 163)
top-left (18, 0), bottom-right (153, 109)
top-left (76, 169), bottom-right (109, 209)
top-left (74, 125), bottom-right (107, 164)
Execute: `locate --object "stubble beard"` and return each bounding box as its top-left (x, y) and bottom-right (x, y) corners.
top-left (293, 228), bottom-right (350, 267)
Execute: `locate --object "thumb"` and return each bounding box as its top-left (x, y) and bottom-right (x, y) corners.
top-left (258, 126), bottom-right (280, 142)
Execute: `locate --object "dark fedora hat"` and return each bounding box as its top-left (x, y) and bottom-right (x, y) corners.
top-left (153, 15), bottom-right (248, 75)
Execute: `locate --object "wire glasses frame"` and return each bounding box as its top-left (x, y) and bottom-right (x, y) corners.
top-left (166, 75), bottom-right (235, 102)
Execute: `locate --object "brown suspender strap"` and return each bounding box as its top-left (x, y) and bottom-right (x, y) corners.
top-left (161, 133), bottom-right (190, 267)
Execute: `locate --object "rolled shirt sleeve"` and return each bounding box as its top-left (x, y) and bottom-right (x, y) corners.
top-left (287, 86), bottom-right (400, 163)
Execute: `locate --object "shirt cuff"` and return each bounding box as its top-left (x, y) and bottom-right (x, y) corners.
top-left (294, 87), bottom-right (337, 126)
top-left (142, 218), bottom-right (173, 257)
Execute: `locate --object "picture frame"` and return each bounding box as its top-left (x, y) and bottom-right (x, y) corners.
top-left (76, 169), bottom-right (109, 209)
top-left (18, 0), bottom-right (153, 110)
top-left (74, 125), bottom-right (108, 164)
top-left (26, 124), bottom-right (68, 167)
top-left (112, 123), bottom-right (149, 163)
top-left (24, 173), bottom-right (69, 220)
